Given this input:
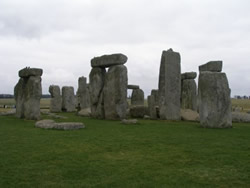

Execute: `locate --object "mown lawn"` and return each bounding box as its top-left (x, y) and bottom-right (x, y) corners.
top-left (0, 113), bottom-right (250, 187)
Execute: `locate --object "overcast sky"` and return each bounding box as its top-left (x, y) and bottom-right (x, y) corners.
top-left (0, 0), bottom-right (250, 97)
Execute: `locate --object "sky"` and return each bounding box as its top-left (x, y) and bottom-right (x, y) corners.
top-left (0, 0), bottom-right (250, 97)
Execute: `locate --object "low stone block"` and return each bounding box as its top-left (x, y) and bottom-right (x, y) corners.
top-left (127, 85), bottom-right (140, 89)
top-left (181, 72), bottom-right (197, 80)
top-left (91, 53), bottom-right (127, 68)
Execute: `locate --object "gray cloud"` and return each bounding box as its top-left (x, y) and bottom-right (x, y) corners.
top-left (0, 0), bottom-right (250, 97)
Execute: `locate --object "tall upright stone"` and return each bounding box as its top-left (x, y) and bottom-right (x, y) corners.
top-left (181, 72), bottom-right (197, 111)
top-left (14, 67), bottom-right (43, 120)
top-left (49, 85), bottom-right (62, 112)
top-left (89, 67), bottom-right (106, 119)
top-left (198, 61), bottom-right (232, 128)
top-left (131, 89), bottom-right (144, 106)
top-left (77, 76), bottom-right (90, 110)
top-left (62, 86), bottom-right (76, 112)
top-left (158, 49), bottom-right (181, 120)
top-left (148, 89), bottom-right (159, 119)
top-left (104, 65), bottom-right (128, 120)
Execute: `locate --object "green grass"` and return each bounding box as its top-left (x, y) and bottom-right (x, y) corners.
top-left (0, 114), bottom-right (250, 187)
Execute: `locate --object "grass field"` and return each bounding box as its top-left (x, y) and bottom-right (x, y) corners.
top-left (0, 113), bottom-right (250, 187)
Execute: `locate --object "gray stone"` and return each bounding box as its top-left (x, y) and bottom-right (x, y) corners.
top-left (62, 86), bottom-right (76, 112)
top-left (121, 119), bottom-right (138, 124)
top-left (180, 109), bottom-right (199, 122)
top-left (199, 61), bottom-right (222, 72)
top-left (104, 65), bottom-right (128, 120)
top-left (89, 67), bottom-right (106, 119)
top-left (91, 53), bottom-right (127, 68)
top-left (151, 90), bottom-right (159, 106)
top-left (181, 79), bottom-right (197, 111)
top-left (77, 108), bottom-right (91, 117)
top-left (14, 72), bottom-right (42, 120)
top-left (181, 72), bottom-right (197, 80)
top-left (158, 48), bottom-right (181, 120)
top-left (130, 105), bottom-right (149, 118)
top-left (19, 67), bottom-right (43, 78)
top-left (147, 95), bottom-right (157, 119)
top-left (77, 76), bottom-right (90, 110)
top-left (198, 71), bottom-right (232, 128)
top-left (127, 85), bottom-right (140, 89)
top-left (131, 89), bottom-right (144, 106)
top-left (35, 119), bottom-right (85, 130)
top-left (49, 85), bottom-right (62, 112)
top-left (232, 112), bottom-right (250, 123)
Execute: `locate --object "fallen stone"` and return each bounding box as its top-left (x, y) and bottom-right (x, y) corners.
top-left (180, 109), bottom-right (199, 122)
top-left (121, 119), bottom-right (138, 124)
top-left (19, 67), bottom-right (43, 78)
top-left (35, 119), bottom-right (85, 130)
top-left (77, 108), bottom-right (91, 117)
top-left (127, 85), bottom-right (140, 89)
top-left (91, 53), bottom-right (127, 68)
top-left (199, 61), bottom-right (222, 72)
top-left (181, 72), bottom-right (197, 80)
top-left (232, 112), bottom-right (250, 123)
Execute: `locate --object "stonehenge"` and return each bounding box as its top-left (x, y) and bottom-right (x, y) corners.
top-left (181, 72), bottom-right (197, 111)
top-left (131, 88), bottom-right (144, 106)
top-left (158, 49), bottom-right (181, 120)
top-left (14, 67), bottom-right (43, 120)
top-left (148, 89), bottom-right (159, 119)
top-left (77, 76), bottom-right (90, 110)
top-left (198, 61), bottom-right (232, 128)
top-left (49, 85), bottom-right (62, 112)
top-left (89, 53), bottom-right (128, 120)
top-left (62, 86), bottom-right (76, 112)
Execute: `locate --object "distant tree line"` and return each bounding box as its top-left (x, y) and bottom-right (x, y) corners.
top-left (234, 95), bottom-right (250, 99)
top-left (0, 94), bottom-right (51, 99)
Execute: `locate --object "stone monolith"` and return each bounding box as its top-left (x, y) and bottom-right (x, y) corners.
top-left (49, 85), bottom-right (62, 112)
top-left (131, 89), bottom-right (144, 106)
top-left (62, 86), bottom-right (76, 112)
top-left (77, 76), bottom-right (90, 110)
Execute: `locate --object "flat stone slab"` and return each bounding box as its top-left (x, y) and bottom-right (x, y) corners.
top-left (19, 67), bottom-right (43, 78)
top-left (91, 53), bottom-right (127, 68)
top-left (35, 119), bottom-right (85, 130)
top-left (127, 85), bottom-right (140, 89)
top-left (181, 72), bottom-right (197, 80)
top-left (199, 61), bottom-right (222, 72)
top-left (121, 119), bottom-right (138, 124)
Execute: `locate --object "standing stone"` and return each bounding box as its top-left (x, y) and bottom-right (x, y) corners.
top-left (77, 76), bottom-right (90, 110)
top-left (103, 65), bottom-right (128, 120)
top-left (148, 89), bottom-right (159, 119)
top-left (14, 67), bottom-right (42, 120)
top-left (181, 72), bottom-right (197, 111)
top-left (131, 89), bottom-right (144, 106)
top-left (49, 85), bottom-right (62, 112)
top-left (158, 49), bottom-right (181, 120)
top-left (89, 67), bottom-right (106, 118)
top-left (62, 86), bottom-right (76, 112)
top-left (198, 71), bottom-right (232, 128)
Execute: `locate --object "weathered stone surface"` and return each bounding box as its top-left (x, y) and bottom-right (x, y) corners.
top-left (131, 89), bottom-right (144, 106)
top-left (151, 90), bottom-right (159, 106)
top-left (62, 86), bottom-right (76, 112)
top-left (121, 119), bottom-right (138, 124)
top-left (89, 67), bottom-right (106, 119)
top-left (181, 79), bottom-right (197, 111)
top-left (14, 74), bottom-right (42, 120)
top-left (130, 105), bottom-right (149, 118)
top-left (158, 48), bottom-right (181, 120)
top-left (35, 119), bottom-right (85, 130)
top-left (49, 85), bottom-right (62, 112)
top-left (232, 112), bottom-right (250, 123)
top-left (180, 109), bottom-right (199, 122)
top-left (198, 71), bottom-right (232, 128)
top-left (91, 53), bottom-right (127, 68)
top-left (77, 108), bottom-right (91, 117)
top-left (181, 72), bottom-right (197, 80)
top-left (199, 61), bottom-right (222, 72)
top-left (77, 76), bottom-right (90, 110)
top-left (104, 65), bottom-right (128, 119)
top-left (148, 95), bottom-right (157, 119)
top-left (127, 85), bottom-right (140, 89)
top-left (19, 67), bottom-right (43, 78)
